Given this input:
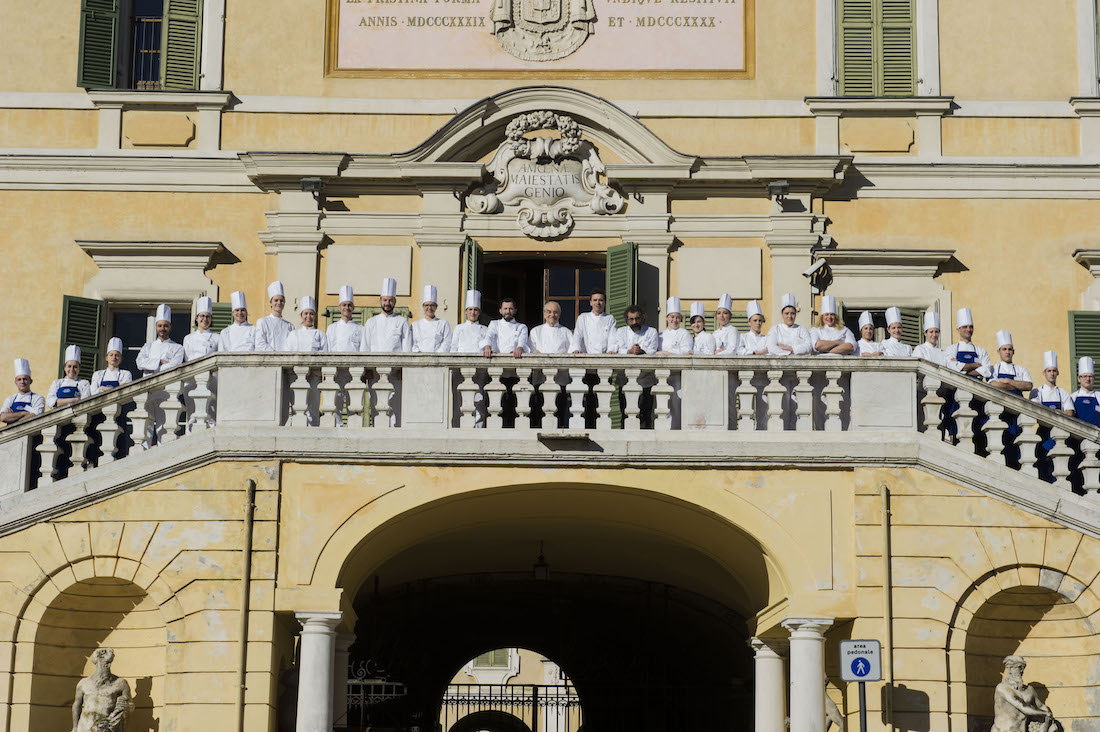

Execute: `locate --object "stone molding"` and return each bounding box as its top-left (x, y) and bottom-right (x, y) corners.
top-left (816, 248), bottom-right (955, 279)
top-left (75, 239), bottom-right (221, 303)
top-left (780, 617), bottom-right (834, 636)
top-left (1073, 249), bottom-right (1100, 309)
top-left (804, 97), bottom-right (955, 117)
top-left (87, 90), bottom-right (232, 152)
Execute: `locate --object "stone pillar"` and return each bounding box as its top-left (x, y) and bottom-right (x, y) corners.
top-left (781, 617), bottom-right (833, 732)
top-left (636, 235), bottom-right (676, 325)
top-left (260, 190), bottom-right (325, 318)
top-left (415, 234), bottom-right (464, 325)
top-left (295, 611), bottom-right (342, 732)
top-left (332, 634), bottom-right (354, 728)
top-left (765, 210), bottom-right (823, 327)
top-left (750, 637), bottom-right (788, 732)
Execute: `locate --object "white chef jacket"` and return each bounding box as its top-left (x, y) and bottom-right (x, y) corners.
top-left (570, 312), bottom-right (617, 354)
top-left (483, 319), bottom-right (531, 354)
top-left (289, 327), bottom-right (328, 352)
top-left (979, 361), bottom-right (1032, 387)
top-left (857, 339), bottom-right (884, 356)
top-left (810, 325), bottom-right (857, 354)
top-left (326, 319), bottom-right (364, 352)
top-left (659, 328), bottom-right (693, 355)
top-left (412, 318), bottom-right (452, 353)
top-left (738, 331), bottom-right (769, 355)
top-left (714, 324), bottom-right (740, 356)
top-left (256, 314), bottom-right (295, 352)
top-left (183, 329), bottom-right (220, 361)
top-left (137, 338), bottom-right (185, 374)
top-left (881, 338), bottom-right (913, 357)
top-left (1, 392), bottom-right (45, 416)
top-left (766, 324), bottom-right (813, 356)
top-left (615, 325), bottom-right (659, 354)
top-left (46, 378), bottom-right (91, 407)
top-left (362, 313), bottom-right (412, 353)
top-left (1032, 384), bottom-right (1073, 412)
top-left (913, 342), bottom-right (949, 367)
top-left (692, 331), bottom-right (717, 355)
top-left (91, 368), bottom-right (133, 394)
top-left (450, 322), bottom-right (489, 353)
top-left (529, 323), bottom-right (573, 354)
top-left (218, 323), bottom-right (261, 353)
top-left (946, 341), bottom-right (991, 370)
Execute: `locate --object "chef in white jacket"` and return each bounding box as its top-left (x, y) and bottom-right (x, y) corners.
top-left (529, 301), bottom-right (573, 354)
top-left (689, 302), bottom-right (717, 355)
top-left (615, 305), bottom-right (659, 355)
top-left (766, 293), bottom-right (813, 356)
top-left (713, 294), bottom-right (740, 356)
top-left (450, 290), bottom-right (490, 426)
top-left (482, 297), bottom-right (530, 357)
top-left (1, 359), bottom-right (45, 424)
top-left (182, 297), bottom-right (220, 430)
top-left (570, 289), bottom-right (617, 354)
top-left (528, 301), bottom-right (573, 427)
top-left (811, 296), bottom-right (855, 355)
top-left (91, 338), bottom-right (133, 394)
top-left (411, 285), bottom-right (452, 353)
top-left (137, 305), bottom-right (185, 375)
top-left (856, 311), bottom-right (884, 356)
top-left (289, 295), bottom-right (328, 352)
top-left (658, 297), bottom-right (693, 354)
top-left (327, 285), bottom-right (364, 352)
top-left (979, 330), bottom-right (1032, 396)
top-left (738, 301), bottom-right (769, 355)
top-left (47, 346), bottom-right (92, 408)
top-left (946, 307), bottom-right (990, 377)
top-left (256, 281), bottom-right (294, 352)
top-left (1073, 357), bottom-right (1100, 428)
top-left (913, 311), bottom-right (949, 366)
top-left (1032, 351), bottom-right (1073, 414)
top-left (219, 292), bottom-right (262, 352)
top-left (363, 277), bottom-right (413, 425)
top-left (880, 307), bottom-right (913, 357)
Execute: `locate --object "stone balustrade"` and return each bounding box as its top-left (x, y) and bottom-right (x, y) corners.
top-left (1, 353), bottom-right (1098, 512)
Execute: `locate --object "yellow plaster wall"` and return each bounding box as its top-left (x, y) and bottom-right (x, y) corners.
top-left (0, 191), bottom-right (272, 378)
top-left (941, 118), bottom-right (1079, 157)
top-left (839, 117), bottom-right (916, 155)
top-left (642, 118), bottom-right (816, 156)
top-left (0, 109), bottom-right (97, 149)
top-left (221, 113), bottom-right (452, 153)
top-left (938, 0), bottom-right (1078, 101)
top-left (122, 111), bottom-right (198, 150)
top-left (821, 198), bottom-right (1100, 373)
top-left (0, 0), bottom-right (82, 93)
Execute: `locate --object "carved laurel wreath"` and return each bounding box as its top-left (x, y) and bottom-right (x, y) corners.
top-left (506, 111), bottom-right (582, 158)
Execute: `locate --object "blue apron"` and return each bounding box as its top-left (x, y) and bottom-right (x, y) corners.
top-left (10, 399), bottom-right (28, 413)
top-left (996, 367), bottom-right (1023, 397)
top-left (57, 385), bottom-right (78, 399)
top-left (955, 349), bottom-right (983, 379)
top-left (1075, 395), bottom-right (1100, 427)
top-left (100, 378), bottom-right (119, 388)
top-left (1039, 394), bottom-right (1062, 452)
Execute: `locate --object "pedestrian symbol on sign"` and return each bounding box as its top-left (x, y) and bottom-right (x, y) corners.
top-left (851, 658), bottom-right (870, 677)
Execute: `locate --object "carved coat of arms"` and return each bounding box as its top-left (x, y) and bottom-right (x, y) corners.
top-left (466, 111), bottom-right (625, 240)
top-left (489, 0), bottom-right (596, 61)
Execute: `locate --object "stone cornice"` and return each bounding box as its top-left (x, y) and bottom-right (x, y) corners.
top-left (1073, 248), bottom-right (1100, 274)
top-left (76, 239), bottom-right (223, 267)
top-left (816, 248), bottom-right (956, 278)
top-left (87, 89), bottom-right (233, 110)
top-left (804, 96), bottom-right (955, 116)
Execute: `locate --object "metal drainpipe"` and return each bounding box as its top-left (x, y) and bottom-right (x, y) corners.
top-left (236, 479), bottom-right (257, 732)
top-left (881, 482), bottom-right (895, 732)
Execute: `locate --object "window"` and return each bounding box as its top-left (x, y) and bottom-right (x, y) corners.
top-left (78, 0), bottom-right (203, 90)
top-left (546, 265), bottom-right (606, 330)
top-left (842, 306), bottom-right (922, 346)
top-left (1069, 311), bottom-right (1100, 381)
top-left (473, 648), bottom-right (511, 668)
top-left (838, 0), bottom-right (916, 96)
top-left (323, 306), bottom-right (413, 328)
top-left (108, 306), bottom-right (190, 375)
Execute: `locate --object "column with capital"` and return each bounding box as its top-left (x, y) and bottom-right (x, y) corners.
top-left (750, 637), bottom-right (788, 732)
top-left (333, 633), bottom-right (355, 728)
top-left (781, 617), bottom-right (833, 732)
top-left (295, 611), bottom-right (343, 732)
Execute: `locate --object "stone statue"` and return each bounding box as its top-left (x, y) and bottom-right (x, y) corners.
top-left (992, 656), bottom-right (1061, 732)
top-left (825, 690), bottom-right (845, 732)
top-left (71, 648), bottom-right (133, 732)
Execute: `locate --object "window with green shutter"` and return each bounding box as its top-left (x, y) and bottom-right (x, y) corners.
top-left (1069, 311), bottom-right (1100, 381)
top-left (161, 0), bottom-right (202, 90)
top-left (209, 302), bottom-right (234, 333)
top-left (323, 306), bottom-right (412, 328)
top-left (78, 0), bottom-right (122, 89)
top-left (473, 648), bottom-right (511, 668)
top-left (59, 296), bottom-right (105, 378)
top-left (605, 242), bottom-right (638, 324)
top-left (841, 307), bottom-right (921, 346)
top-left (838, 0), bottom-right (916, 97)
top-left (463, 237), bottom-right (484, 297)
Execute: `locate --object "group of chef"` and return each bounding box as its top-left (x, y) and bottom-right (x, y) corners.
top-left (4, 279), bottom-right (1100, 430)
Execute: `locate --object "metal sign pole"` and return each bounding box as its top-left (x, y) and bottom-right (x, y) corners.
top-left (858, 681), bottom-right (867, 732)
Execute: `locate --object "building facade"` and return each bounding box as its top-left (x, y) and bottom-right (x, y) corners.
top-left (2, 1), bottom-right (1100, 731)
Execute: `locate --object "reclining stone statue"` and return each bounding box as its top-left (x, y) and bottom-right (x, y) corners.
top-left (71, 647), bottom-right (133, 732)
top-left (992, 655), bottom-right (1061, 732)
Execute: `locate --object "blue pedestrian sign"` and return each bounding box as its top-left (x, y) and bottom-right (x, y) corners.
top-left (840, 640), bottom-right (882, 682)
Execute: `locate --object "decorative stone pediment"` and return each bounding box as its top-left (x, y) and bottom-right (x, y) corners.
top-left (466, 111), bottom-right (624, 239)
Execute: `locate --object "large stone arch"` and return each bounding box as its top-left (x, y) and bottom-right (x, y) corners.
top-left (448, 709), bottom-right (534, 732)
top-left (944, 565), bottom-right (1100, 732)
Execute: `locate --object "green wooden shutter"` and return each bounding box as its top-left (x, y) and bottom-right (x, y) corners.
top-left (59, 296), bottom-right (105, 378)
top-left (463, 236), bottom-right (484, 301)
top-left (161, 0), bottom-right (203, 90)
top-left (210, 302), bottom-right (234, 333)
top-left (838, 0), bottom-right (875, 96)
top-left (899, 307), bottom-right (922, 347)
top-left (880, 0), bottom-right (916, 96)
top-left (605, 242), bottom-right (638, 323)
top-left (361, 306), bottom-right (412, 320)
top-left (1070, 311), bottom-right (1100, 381)
top-left (77, 0), bottom-right (121, 89)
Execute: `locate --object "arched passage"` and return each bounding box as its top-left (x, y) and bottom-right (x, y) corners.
top-left (449, 709), bottom-right (533, 732)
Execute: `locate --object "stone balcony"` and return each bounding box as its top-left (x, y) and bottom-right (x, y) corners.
top-left (1, 354), bottom-right (1099, 537)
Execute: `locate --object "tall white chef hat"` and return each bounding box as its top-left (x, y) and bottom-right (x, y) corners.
top-left (746, 300), bottom-right (763, 319)
top-left (267, 281), bottom-right (284, 300)
top-left (820, 295), bottom-right (837, 315)
top-left (339, 285), bottom-right (354, 305)
top-left (64, 345), bottom-right (81, 364)
top-left (717, 294), bottom-right (732, 313)
top-left (956, 307), bottom-right (974, 328)
top-left (885, 306), bottom-right (902, 327)
top-left (381, 277), bottom-right (397, 298)
top-left (996, 330), bottom-right (1013, 348)
top-left (13, 358), bottom-right (30, 378)
top-left (422, 284), bottom-right (438, 305)
top-left (923, 310), bottom-right (940, 332)
top-left (300, 295), bottom-right (317, 313)
top-left (780, 293), bottom-right (797, 310)
top-left (666, 296), bottom-right (682, 314)
top-left (1080, 356), bottom-right (1095, 375)
top-left (858, 311), bottom-right (874, 330)
top-left (689, 302), bottom-right (705, 320)
top-left (1043, 351), bottom-right (1058, 370)
top-left (155, 304), bottom-right (172, 324)
top-left (107, 337), bottom-right (123, 355)
top-left (196, 296), bottom-right (212, 315)
top-left (230, 291), bottom-right (247, 310)
top-left (465, 290), bottom-right (482, 309)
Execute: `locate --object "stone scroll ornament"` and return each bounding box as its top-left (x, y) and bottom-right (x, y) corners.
top-left (489, 0), bottom-right (596, 61)
top-left (466, 111), bottom-right (625, 240)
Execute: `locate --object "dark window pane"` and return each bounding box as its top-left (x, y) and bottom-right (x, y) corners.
top-left (578, 299), bottom-right (593, 315)
top-left (578, 269), bottom-right (606, 296)
top-left (554, 300), bottom-right (576, 329)
top-left (112, 311), bottom-right (148, 377)
top-left (548, 267), bottom-right (575, 297)
top-left (135, 0), bottom-right (164, 15)
top-left (170, 313), bottom-right (191, 343)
